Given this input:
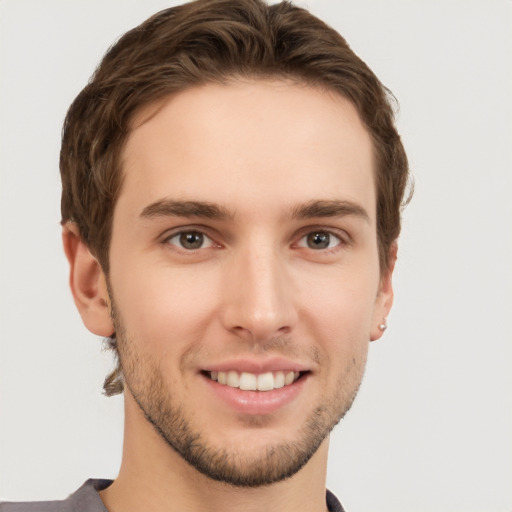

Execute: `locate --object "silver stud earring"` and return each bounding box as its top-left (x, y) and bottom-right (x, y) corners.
top-left (378, 323), bottom-right (387, 331)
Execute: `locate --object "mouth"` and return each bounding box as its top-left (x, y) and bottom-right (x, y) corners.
top-left (203, 370), bottom-right (304, 392)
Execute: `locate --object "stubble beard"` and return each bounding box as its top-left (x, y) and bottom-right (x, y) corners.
top-left (110, 298), bottom-right (366, 488)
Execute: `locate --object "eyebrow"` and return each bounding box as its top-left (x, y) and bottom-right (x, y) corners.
top-left (140, 199), bottom-right (234, 220)
top-left (139, 198), bottom-right (370, 224)
top-left (289, 200), bottom-right (370, 223)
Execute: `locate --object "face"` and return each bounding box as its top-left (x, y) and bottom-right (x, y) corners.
top-left (106, 80), bottom-right (393, 486)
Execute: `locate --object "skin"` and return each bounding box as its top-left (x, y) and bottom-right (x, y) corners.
top-left (63, 79), bottom-right (395, 512)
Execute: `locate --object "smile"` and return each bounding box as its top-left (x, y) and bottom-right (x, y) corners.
top-left (207, 370), bottom-right (302, 391)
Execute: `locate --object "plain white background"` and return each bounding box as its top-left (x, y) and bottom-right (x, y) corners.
top-left (1, 1), bottom-right (511, 511)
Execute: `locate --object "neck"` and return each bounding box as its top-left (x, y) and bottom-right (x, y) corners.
top-left (100, 391), bottom-right (330, 512)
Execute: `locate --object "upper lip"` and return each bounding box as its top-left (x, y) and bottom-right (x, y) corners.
top-left (202, 357), bottom-right (311, 374)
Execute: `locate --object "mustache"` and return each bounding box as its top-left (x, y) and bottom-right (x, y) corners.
top-left (186, 335), bottom-right (322, 367)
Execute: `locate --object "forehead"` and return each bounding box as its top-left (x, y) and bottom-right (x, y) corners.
top-left (118, 79), bottom-right (376, 222)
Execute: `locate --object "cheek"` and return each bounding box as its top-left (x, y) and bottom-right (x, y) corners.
top-left (298, 266), bottom-right (378, 384)
top-left (300, 269), bottom-right (379, 341)
top-left (110, 263), bottom-right (221, 351)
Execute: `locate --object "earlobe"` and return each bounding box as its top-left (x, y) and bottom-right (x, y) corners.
top-left (370, 242), bottom-right (397, 342)
top-left (62, 223), bottom-right (114, 337)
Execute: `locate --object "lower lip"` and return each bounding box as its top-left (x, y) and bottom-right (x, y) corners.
top-left (202, 374), bottom-right (308, 415)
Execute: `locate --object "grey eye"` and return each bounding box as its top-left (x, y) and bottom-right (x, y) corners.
top-left (180, 232), bottom-right (204, 249)
top-left (167, 231), bottom-right (214, 250)
top-left (298, 231), bottom-right (341, 250)
top-left (307, 232), bottom-right (330, 249)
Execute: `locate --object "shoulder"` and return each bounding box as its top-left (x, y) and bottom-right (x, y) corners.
top-left (0, 480), bottom-right (112, 512)
top-left (0, 501), bottom-right (68, 512)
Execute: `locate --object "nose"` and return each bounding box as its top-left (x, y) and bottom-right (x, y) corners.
top-left (220, 244), bottom-right (298, 343)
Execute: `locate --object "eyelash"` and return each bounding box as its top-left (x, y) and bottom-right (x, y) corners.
top-left (295, 230), bottom-right (344, 251)
top-left (162, 227), bottom-right (219, 253)
top-left (293, 225), bottom-right (351, 255)
top-left (161, 226), bottom-right (350, 254)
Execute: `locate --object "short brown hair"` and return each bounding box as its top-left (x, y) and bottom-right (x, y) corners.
top-left (60, 0), bottom-right (411, 394)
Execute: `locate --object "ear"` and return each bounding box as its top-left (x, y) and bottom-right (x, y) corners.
top-left (370, 241), bottom-right (397, 342)
top-left (62, 222), bottom-right (114, 337)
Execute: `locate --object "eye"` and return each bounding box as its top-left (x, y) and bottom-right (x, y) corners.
top-left (166, 230), bottom-right (215, 250)
top-left (297, 231), bottom-right (342, 250)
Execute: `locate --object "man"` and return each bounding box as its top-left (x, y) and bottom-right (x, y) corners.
top-left (1, 0), bottom-right (410, 510)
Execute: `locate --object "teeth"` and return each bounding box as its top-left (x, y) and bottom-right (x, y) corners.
top-left (209, 370), bottom-right (301, 391)
top-left (227, 371), bottom-right (239, 387)
top-left (257, 372), bottom-right (274, 391)
top-left (239, 372), bottom-right (257, 390)
top-left (274, 371), bottom-right (285, 389)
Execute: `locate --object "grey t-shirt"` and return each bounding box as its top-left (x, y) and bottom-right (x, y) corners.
top-left (0, 480), bottom-right (110, 512)
top-left (1, 479), bottom-right (345, 512)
